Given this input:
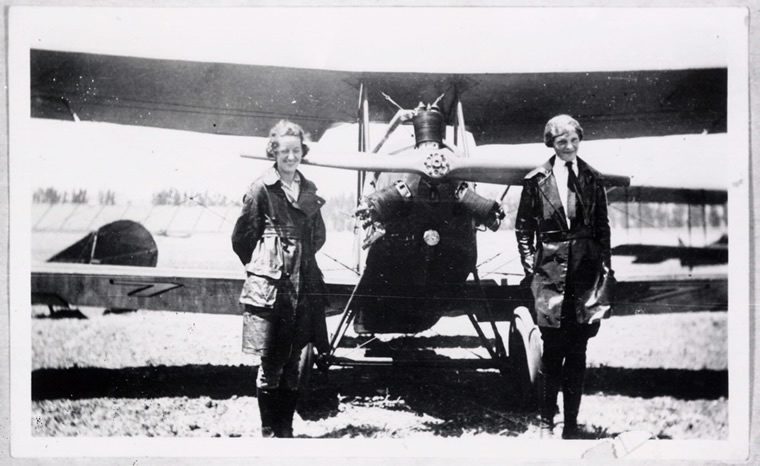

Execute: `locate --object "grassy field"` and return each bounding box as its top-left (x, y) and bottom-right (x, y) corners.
top-left (28, 222), bottom-right (731, 442)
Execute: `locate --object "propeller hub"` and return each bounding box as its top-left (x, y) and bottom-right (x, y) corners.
top-left (423, 151), bottom-right (450, 179)
top-left (423, 229), bottom-right (440, 246)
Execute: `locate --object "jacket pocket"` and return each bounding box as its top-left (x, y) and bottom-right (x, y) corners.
top-left (246, 235), bottom-right (283, 279)
top-left (239, 273), bottom-right (278, 307)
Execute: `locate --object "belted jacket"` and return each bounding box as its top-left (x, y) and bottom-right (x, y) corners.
top-left (231, 166), bottom-right (328, 355)
top-left (515, 156), bottom-right (612, 328)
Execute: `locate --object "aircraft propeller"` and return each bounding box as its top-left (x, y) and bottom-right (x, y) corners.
top-left (240, 145), bottom-right (631, 187)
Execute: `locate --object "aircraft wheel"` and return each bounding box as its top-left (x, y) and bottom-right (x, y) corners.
top-left (296, 343), bottom-right (315, 409)
top-left (508, 306), bottom-right (543, 408)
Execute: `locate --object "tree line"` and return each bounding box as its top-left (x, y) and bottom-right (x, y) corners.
top-left (32, 187), bottom-right (111, 205)
top-left (32, 186), bottom-right (727, 230)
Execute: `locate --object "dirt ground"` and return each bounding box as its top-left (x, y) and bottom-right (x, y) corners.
top-left (30, 308), bottom-right (728, 443)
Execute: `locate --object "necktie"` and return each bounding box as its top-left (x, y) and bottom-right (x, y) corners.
top-left (566, 161), bottom-right (577, 226)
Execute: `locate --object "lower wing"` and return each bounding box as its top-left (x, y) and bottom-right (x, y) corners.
top-left (32, 262), bottom-right (726, 317)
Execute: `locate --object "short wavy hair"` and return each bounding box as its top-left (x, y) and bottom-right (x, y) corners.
top-left (265, 120), bottom-right (311, 158)
top-left (543, 114), bottom-right (584, 148)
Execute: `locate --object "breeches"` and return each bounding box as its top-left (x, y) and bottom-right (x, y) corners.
top-left (540, 318), bottom-right (596, 422)
top-left (540, 321), bottom-right (591, 373)
top-left (540, 263), bottom-right (599, 366)
top-left (257, 350), bottom-right (301, 390)
top-left (243, 299), bottom-right (309, 390)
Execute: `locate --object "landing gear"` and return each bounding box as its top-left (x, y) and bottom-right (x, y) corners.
top-left (470, 304), bottom-right (542, 408)
top-left (507, 306), bottom-right (543, 407)
top-left (297, 342), bottom-right (315, 408)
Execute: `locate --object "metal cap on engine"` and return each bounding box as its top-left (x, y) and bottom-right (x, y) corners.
top-left (412, 106), bottom-right (445, 147)
top-left (423, 229), bottom-right (440, 246)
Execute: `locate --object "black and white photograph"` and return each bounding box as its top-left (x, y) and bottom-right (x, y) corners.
top-left (5, 4), bottom-right (753, 463)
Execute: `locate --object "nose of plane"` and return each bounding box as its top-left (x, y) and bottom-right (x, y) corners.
top-left (423, 229), bottom-right (440, 246)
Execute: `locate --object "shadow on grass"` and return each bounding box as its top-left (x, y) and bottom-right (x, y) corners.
top-left (32, 364), bottom-right (728, 402)
top-left (584, 365), bottom-right (727, 400)
top-left (33, 363), bottom-right (726, 438)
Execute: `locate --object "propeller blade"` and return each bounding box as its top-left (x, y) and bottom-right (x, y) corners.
top-left (446, 151), bottom-right (538, 185)
top-left (449, 149), bottom-right (631, 187)
top-left (306, 150), bottom-right (428, 175)
top-left (241, 148), bottom-right (429, 176)
top-left (241, 145), bottom-right (631, 186)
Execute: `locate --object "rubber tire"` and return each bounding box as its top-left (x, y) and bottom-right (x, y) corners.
top-left (296, 343), bottom-right (315, 410)
top-left (508, 306), bottom-right (543, 408)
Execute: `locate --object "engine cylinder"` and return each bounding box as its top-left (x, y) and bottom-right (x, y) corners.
top-left (412, 107), bottom-right (445, 147)
top-left (456, 185), bottom-right (502, 230)
top-left (361, 180), bottom-right (412, 222)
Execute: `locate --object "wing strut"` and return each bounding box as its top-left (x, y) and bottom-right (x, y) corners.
top-left (357, 82), bottom-right (369, 200)
top-left (324, 273), bottom-right (367, 361)
top-left (455, 98), bottom-right (471, 158)
top-left (468, 269), bottom-right (507, 361)
top-left (352, 82), bottom-right (371, 274)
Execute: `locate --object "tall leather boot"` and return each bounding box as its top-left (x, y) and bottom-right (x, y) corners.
top-left (275, 389), bottom-right (299, 438)
top-left (257, 388), bottom-right (277, 438)
top-left (539, 330), bottom-right (563, 439)
top-left (561, 354), bottom-right (586, 439)
top-left (540, 368), bottom-right (560, 438)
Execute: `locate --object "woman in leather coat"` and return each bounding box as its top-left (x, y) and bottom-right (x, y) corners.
top-left (515, 114), bottom-right (613, 439)
top-left (232, 120), bottom-right (329, 438)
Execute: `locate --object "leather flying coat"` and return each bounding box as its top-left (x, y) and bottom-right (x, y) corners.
top-left (231, 166), bottom-right (329, 357)
top-left (515, 156), bottom-right (612, 327)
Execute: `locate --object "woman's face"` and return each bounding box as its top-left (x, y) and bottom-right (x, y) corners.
top-left (273, 135), bottom-right (303, 177)
top-left (552, 129), bottom-right (580, 162)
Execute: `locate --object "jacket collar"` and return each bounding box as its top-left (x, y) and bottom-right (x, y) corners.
top-left (545, 155), bottom-right (591, 175)
top-left (262, 165), bottom-right (295, 186)
top-left (541, 155), bottom-right (594, 229)
top-left (261, 165), bottom-right (317, 192)
top-left (261, 165), bottom-right (324, 215)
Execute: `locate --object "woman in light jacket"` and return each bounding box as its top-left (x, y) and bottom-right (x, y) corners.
top-left (232, 120), bottom-right (329, 438)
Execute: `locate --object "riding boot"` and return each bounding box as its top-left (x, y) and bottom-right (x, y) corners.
top-left (275, 389), bottom-right (299, 438)
top-left (561, 354), bottom-right (586, 439)
top-left (540, 369), bottom-right (560, 438)
top-left (257, 388), bottom-right (277, 438)
top-left (539, 328), bottom-right (563, 439)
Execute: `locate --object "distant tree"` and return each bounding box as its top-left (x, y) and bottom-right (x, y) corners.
top-left (670, 204), bottom-right (686, 228)
top-left (607, 204), bottom-right (628, 229)
top-left (153, 188), bottom-right (180, 205)
top-left (32, 187), bottom-right (62, 204)
top-left (98, 189), bottom-right (116, 205)
top-left (71, 189), bottom-right (88, 204)
top-left (708, 204), bottom-right (727, 227)
top-left (152, 188), bottom-right (238, 206)
top-left (692, 204), bottom-right (706, 228)
top-left (32, 187), bottom-right (96, 204)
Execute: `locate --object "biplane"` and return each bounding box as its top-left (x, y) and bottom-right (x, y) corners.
top-left (26, 15), bottom-right (729, 407)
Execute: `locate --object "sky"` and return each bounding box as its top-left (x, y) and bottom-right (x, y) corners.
top-left (13, 7), bottom-right (733, 72)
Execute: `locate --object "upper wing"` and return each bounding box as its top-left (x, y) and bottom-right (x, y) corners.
top-left (473, 133), bottom-right (730, 202)
top-left (31, 49), bottom-right (726, 145)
